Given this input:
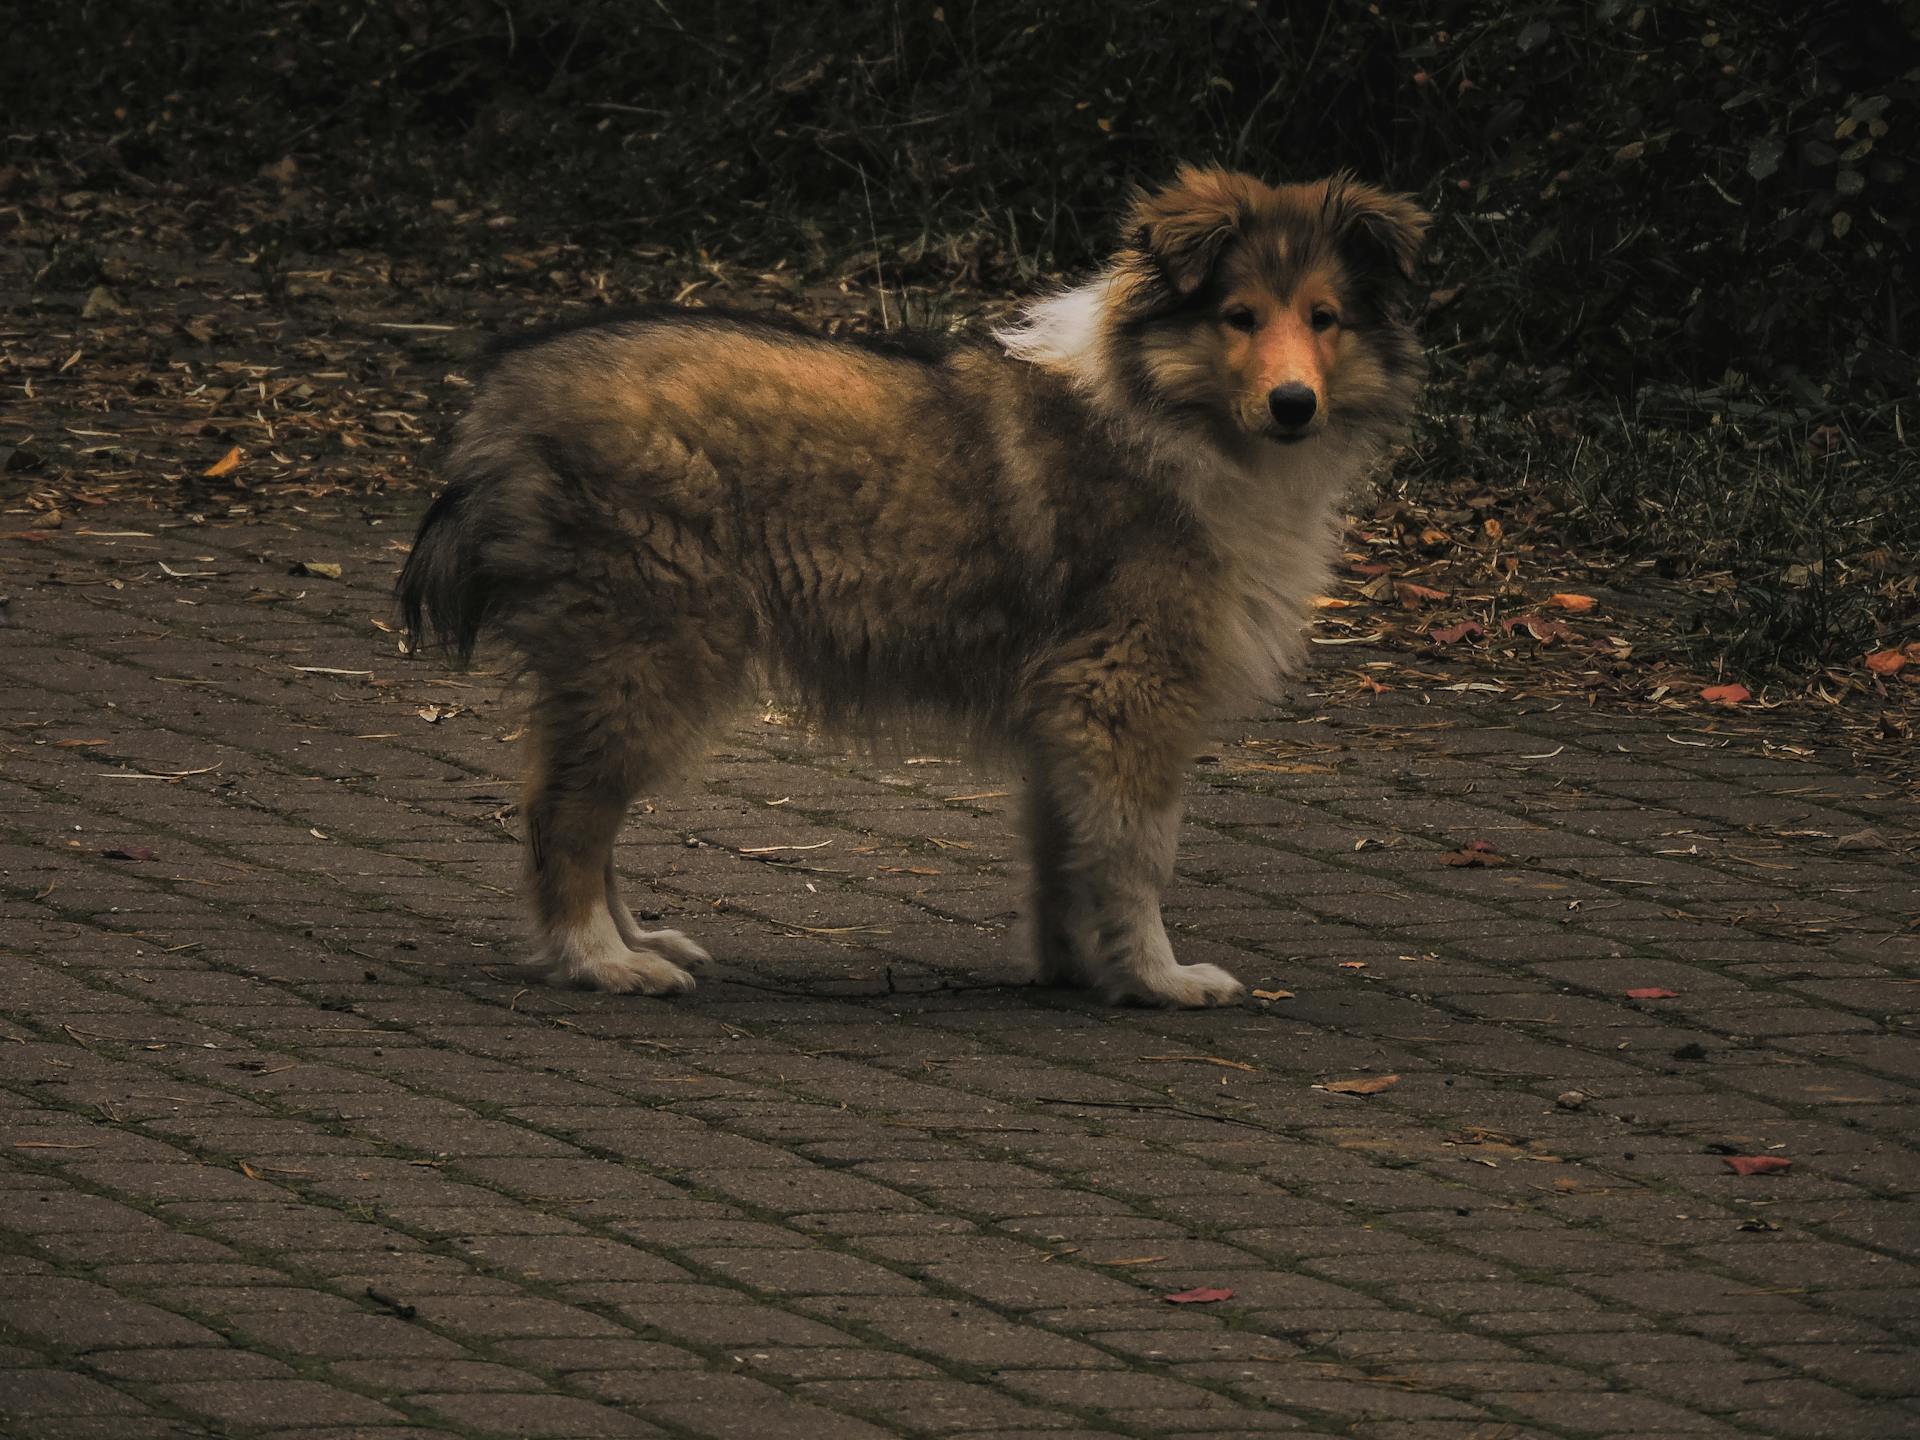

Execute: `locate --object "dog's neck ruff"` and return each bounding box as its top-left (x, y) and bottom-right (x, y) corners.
top-left (992, 276), bottom-right (1114, 391)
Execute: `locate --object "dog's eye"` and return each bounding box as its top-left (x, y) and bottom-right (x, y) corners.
top-left (1310, 307), bottom-right (1341, 332)
top-left (1223, 307), bottom-right (1258, 332)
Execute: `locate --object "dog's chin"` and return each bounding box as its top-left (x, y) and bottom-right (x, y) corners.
top-left (1261, 426), bottom-right (1322, 448)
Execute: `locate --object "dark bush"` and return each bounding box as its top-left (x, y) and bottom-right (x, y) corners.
top-left (8, 0), bottom-right (1912, 410)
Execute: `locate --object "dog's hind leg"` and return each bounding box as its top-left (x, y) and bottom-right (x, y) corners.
top-left (519, 612), bottom-right (745, 995)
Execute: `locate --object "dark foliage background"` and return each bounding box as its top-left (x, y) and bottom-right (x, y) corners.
top-left (6, 0), bottom-right (1917, 672)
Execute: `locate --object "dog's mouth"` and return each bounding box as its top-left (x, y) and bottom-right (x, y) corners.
top-left (1265, 428), bottom-right (1316, 446)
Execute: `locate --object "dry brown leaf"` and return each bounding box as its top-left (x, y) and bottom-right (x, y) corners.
top-left (1320, 1074), bottom-right (1401, 1095)
top-left (1548, 592), bottom-right (1598, 612)
top-left (203, 445), bottom-right (244, 478)
top-left (1444, 839), bottom-right (1507, 867)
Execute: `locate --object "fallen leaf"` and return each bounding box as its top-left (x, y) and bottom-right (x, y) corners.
top-left (1444, 840), bottom-right (1507, 867)
top-left (1723, 1155), bottom-right (1792, 1177)
top-left (1864, 649), bottom-right (1906, 676)
top-left (1251, 988), bottom-right (1294, 1001)
top-left (1093, 1255), bottom-right (1167, 1267)
top-left (1319, 1074), bottom-right (1401, 1095)
top-left (1834, 828), bottom-right (1886, 851)
top-left (203, 445), bottom-right (244, 478)
top-left (1338, 960), bottom-right (1368, 969)
top-left (1430, 620), bottom-right (1484, 646)
top-left (292, 560), bottom-right (342, 579)
top-left (1394, 581), bottom-right (1448, 608)
top-left (53, 738), bottom-right (109, 748)
top-left (1163, 1286), bottom-right (1234, 1304)
top-left (1548, 593), bottom-right (1598, 612)
top-left (101, 846), bottom-right (156, 861)
top-left (1502, 614), bottom-right (1580, 645)
top-left (1625, 987), bottom-right (1679, 999)
top-left (1701, 683), bottom-right (1751, 706)
top-left (82, 286), bottom-right (123, 319)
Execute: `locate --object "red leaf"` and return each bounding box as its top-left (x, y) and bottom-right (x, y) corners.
top-left (1625, 987), bottom-right (1679, 999)
top-left (1163, 1286), bottom-right (1234, 1304)
top-left (1444, 840), bottom-right (1507, 867)
top-left (1429, 620), bottom-right (1484, 646)
top-left (101, 846), bottom-right (156, 862)
top-left (1701, 683), bottom-right (1751, 706)
top-left (1394, 581), bottom-right (1448, 608)
top-left (1350, 561), bottom-right (1393, 577)
top-left (1502, 614), bottom-right (1579, 645)
top-left (1723, 1155), bottom-right (1792, 1177)
top-left (1864, 649), bottom-right (1906, 676)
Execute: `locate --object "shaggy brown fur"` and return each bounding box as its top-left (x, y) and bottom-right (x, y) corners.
top-left (399, 168), bottom-right (1427, 1006)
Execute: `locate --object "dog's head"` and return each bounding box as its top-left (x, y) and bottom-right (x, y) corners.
top-left (1113, 167), bottom-right (1429, 449)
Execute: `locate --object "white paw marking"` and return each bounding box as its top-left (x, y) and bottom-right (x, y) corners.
top-left (1105, 961), bottom-right (1246, 1009)
top-left (538, 914), bottom-right (707, 996)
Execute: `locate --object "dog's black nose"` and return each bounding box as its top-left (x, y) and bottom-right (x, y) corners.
top-left (1268, 384), bottom-right (1318, 428)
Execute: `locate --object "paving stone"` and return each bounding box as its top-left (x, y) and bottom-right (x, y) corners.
top-left (140, 1377), bottom-right (407, 1427)
top-left (411, 1390), bottom-right (663, 1436)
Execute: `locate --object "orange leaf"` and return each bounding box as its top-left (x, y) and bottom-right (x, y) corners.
top-left (1548, 593), bottom-right (1597, 612)
top-left (1320, 1074), bottom-right (1401, 1095)
top-left (1864, 649), bottom-right (1907, 676)
top-left (1723, 1155), bottom-right (1792, 1177)
top-left (203, 445), bottom-right (244, 478)
top-left (1625, 987), bottom-right (1679, 999)
top-left (1701, 683), bottom-right (1750, 706)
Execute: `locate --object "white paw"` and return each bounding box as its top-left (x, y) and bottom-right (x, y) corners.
top-left (1105, 961), bottom-right (1246, 1009)
top-left (541, 927), bottom-right (707, 996)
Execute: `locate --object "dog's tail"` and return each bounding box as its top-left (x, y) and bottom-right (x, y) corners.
top-left (397, 474), bottom-right (500, 665)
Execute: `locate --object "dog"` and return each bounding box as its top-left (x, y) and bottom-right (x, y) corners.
top-left (398, 166), bottom-right (1427, 1007)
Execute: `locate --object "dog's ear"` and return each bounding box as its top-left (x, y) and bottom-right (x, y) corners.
top-left (1128, 166), bottom-right (1252, 298)
top-left (1326, 174), bottom-right (1430, 282)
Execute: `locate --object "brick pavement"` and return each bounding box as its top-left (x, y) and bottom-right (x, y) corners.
top-left (1, 506), bottom-right (1916, 1439)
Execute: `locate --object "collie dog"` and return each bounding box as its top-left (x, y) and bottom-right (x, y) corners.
top-left (399, 167), bottom-right (1427, 1007)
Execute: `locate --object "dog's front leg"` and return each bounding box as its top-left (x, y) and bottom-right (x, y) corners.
top-left (1023, 676), bottom-right (1245, 1008)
